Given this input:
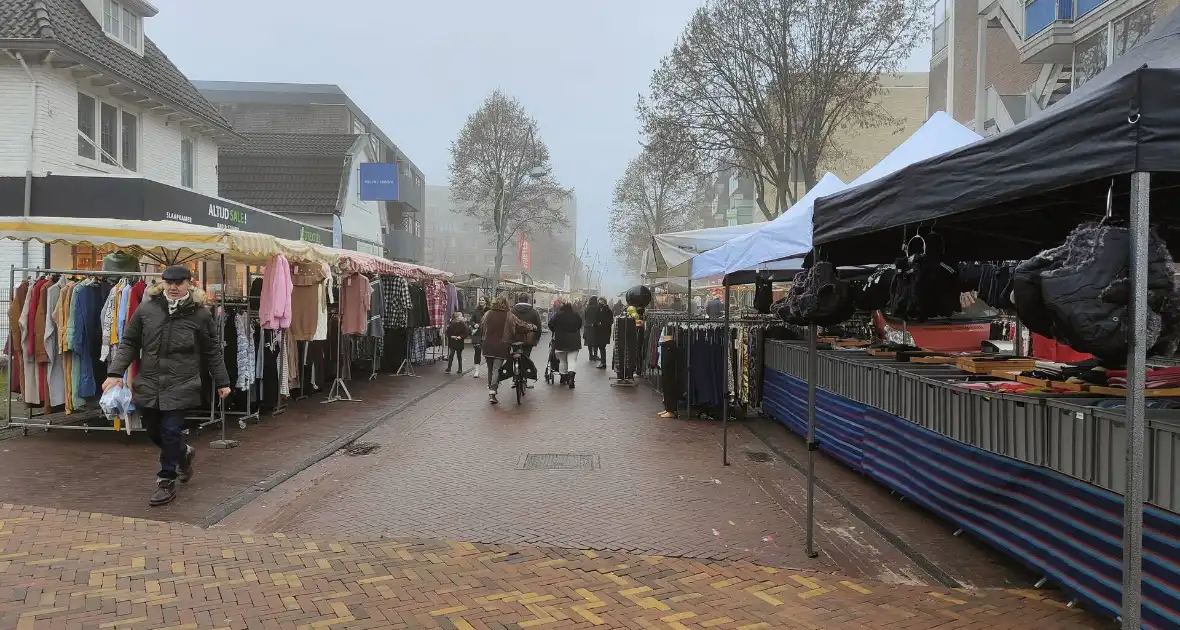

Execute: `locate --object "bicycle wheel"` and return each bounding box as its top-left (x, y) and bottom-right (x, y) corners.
top-left (516, 376), bottom-right (524, 404)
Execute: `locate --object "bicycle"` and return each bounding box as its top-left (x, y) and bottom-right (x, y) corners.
top-left (510, 342), bottom-right (527, 404)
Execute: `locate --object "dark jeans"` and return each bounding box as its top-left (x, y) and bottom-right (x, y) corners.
top-left (141, 408), bottom-right (187, 480)
top-left (473, 344), bottom-right (482, 364)
top-left (595, 346), bottom-right (607, 363)
top-left (447, 348), bottom-right (464, 372)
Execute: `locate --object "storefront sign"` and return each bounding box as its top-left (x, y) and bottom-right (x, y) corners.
top-left (300, 227), bottom-right (322, 244)
top-left (518, 235), bottom-right (531, 270)
top-left (208, 203), bottom-right (248, 227)
top-left (359, 163), bottom-right (400, 201)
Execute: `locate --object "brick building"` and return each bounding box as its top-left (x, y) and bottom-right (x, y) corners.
top-left (931, 0), bottom-right (1176, 134)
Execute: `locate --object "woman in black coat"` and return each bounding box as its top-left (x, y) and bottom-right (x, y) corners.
top-left (591, 300), bottom-right (614, 369)
top-left (583, 297), bottom-right (601, 361)
top-left (549, 302), bottom-right (583, 389)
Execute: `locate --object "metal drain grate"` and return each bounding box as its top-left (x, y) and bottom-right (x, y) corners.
top-left (744, 451), bottom-right (772, 463)
top-left (519, 453), bottom-right (597, 470)
top-left (345, 442), bottom-right (380, 456)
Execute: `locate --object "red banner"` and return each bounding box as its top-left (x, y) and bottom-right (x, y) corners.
top-left (518, 234), bottom-right (531, 270)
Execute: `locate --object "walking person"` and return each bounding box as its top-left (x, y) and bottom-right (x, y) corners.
top-left (103, 266), bottom-right (231, 507)
top-left (583, 297), bottom-right (600, 362)
top-left (548, 301), bottom-right (583, 389)
top-left (444, 312), bottom-right (470, 375)
top-left (470, 296), bottom-right (488, 378)
top-left (480, 295), bottom-right (535, 404)
top-left (592, 297), bottom-right (614, 369)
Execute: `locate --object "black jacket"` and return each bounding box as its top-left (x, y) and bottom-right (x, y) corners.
top-left (548, 307), bottom-right (583, 351)
top-left (445, 321), bottom-right (470, 351)
top-left (511, 303), bottom-right (543, 347)
top-left (108, 286), bottom-right (230, 411)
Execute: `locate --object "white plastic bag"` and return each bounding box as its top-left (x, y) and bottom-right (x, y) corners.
top-left (100, 384), bottom-right (134, 435)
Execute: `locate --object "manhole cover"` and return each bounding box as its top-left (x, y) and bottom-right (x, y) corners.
top-left (745, 451), bottom-right (772, 463)
top-left (519, 453), bottom-right (597, 470)
top-left (345, 442), bottom-right (380, 456)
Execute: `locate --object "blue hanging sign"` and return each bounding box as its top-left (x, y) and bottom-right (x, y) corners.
top-left (359, 162), bottom-right (400, 201)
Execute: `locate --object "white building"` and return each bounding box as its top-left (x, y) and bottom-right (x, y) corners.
top-left (0, 0), bottom-right (334, 290)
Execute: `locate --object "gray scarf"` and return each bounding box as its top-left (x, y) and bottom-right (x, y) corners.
top-left (166, 292), bottom-right (191, 314)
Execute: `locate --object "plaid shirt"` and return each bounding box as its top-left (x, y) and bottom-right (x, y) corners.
top-left (426, 279), bottom-right (447, 328)
top-left (381, 276), bottom-right (410, 328)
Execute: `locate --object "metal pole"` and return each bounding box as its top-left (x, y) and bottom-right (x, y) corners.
top-left (685, 277), bottom-right (692, 417)
top-left (805, 323), bottom-right (819, 558)
top-left (722, 283), bottom-right (730, 466)
top-left (1014, 317), bottom-right (1025, 357)
top-left (1121, 171), bottom-right (1149, 630)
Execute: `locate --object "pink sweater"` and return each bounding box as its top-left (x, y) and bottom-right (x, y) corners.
top-left (260, 254), bottom-right (293, 329)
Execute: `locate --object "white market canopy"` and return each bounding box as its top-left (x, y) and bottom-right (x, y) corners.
top-left (689, 111), bottom-right (983, 280)
top-left (690, 173), bottom-right (847, 280)
top-left (645, 223), bottom-right (764, 278)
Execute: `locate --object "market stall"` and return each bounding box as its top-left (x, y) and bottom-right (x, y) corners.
top-left (785, 12), bottom-right (1180, 628)
top-left (0, 217), bottom-right (453, 444)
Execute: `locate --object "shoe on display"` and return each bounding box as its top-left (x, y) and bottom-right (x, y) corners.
top-left (150, 478), bottom-right (177, 507)
top-left (177, 446), bottom-right (196, 484)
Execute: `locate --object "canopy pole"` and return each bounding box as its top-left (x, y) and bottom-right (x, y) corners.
top-left (721, 283), bottom-right (730, 466)
top-left (686, 277), bottom-right (692, 418)
top-left (209, 254), bottom-right (240, 450)
top-left (1121, 171), bottom-right (1149, 630)
top-left (805, 322), bottom-right (819, 558)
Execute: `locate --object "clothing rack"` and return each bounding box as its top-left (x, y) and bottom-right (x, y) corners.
top-left (323, 309), bottom-right (361, 404)
top-left (192, 295), bottom-right (259, 433)
top-left (5, 266), bottom-right (159, 434)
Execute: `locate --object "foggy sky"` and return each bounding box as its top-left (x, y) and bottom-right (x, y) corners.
top-left (147, 0), bottom-right (930, 294)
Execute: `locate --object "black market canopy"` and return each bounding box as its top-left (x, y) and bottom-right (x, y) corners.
top-left (812, 7), bottom-right (1180, 265)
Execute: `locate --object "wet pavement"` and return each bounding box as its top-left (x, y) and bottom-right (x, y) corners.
top-left (0, 343), bottom-right (1112, 628)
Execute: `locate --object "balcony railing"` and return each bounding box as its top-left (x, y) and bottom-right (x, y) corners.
top-left (932, 19), bottom-right (949, 54)
top-left (1024, 0), bottom-right (1074, 37)
top-left (1024, 0), bottom-right (1116, 37)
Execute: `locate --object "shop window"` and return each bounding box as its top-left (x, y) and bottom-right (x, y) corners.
top-left (181, 137), bottom-right (195, 188)
top-left (1073, 29), bottom-right (1108, 89)
top-left (77, 93), bottom-right (138, 171)
top-left (71, 245), bottom-right (117, 271)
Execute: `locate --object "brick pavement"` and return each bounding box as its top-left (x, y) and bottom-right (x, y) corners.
top-left (0, 503), bottom-right (1104, 630)
top-left (218, 352), bottom-right (1042, 592)
top-left (0, 364), bottom-right (457, 525)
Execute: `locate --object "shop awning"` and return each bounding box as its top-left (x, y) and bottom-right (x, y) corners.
top-left (331, 248), bottom-right (452, 280)
top-left (0, 216), bottom-right (335, 266)
top-left (812, 9), bottom-right (1180, 264)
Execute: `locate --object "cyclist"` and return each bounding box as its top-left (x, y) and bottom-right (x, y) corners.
top-left (480, 295), bottom-right (535, 404)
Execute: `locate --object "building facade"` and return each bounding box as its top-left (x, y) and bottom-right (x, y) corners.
top-left (931, 0), bottom-right (1175, 134)
top-left (424, 185), bottom-right (577, 287)
top-left (195, 81), bottom-right (427, 262)
top-left (0, 0), bottom-right (339, 295)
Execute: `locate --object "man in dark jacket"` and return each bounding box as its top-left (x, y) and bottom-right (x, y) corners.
top-left (548, 302), bottom-right (583, 389)
top-left (104, 266), bottom-right (231, 507)
top-left (511, 298), bottom-right (543, 359)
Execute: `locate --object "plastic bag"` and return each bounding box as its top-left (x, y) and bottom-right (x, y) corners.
top-left (100, 383), bottom-right (134, 435)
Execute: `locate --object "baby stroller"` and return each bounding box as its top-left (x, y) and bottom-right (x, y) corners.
top-left (543, 338), bottom-right (559, 384)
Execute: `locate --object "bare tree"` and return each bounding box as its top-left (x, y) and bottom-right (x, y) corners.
top-left (640, 0), bottom-right (926, 221)
top-left (610, 132), bottom-right (708, 274)
top-left (449, 90), bottom-right (572, 288)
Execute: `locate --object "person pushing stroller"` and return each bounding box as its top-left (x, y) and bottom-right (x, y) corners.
top-left (548, 301), bottom-right (583, 389)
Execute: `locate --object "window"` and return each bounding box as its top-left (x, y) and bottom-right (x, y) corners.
top-left (102, 0), bottom-right (141, 51)
top-left (1073, 29), bottom-right (1108, 89)
top-left (121, 112), bottom-right (137, 171)
top-left (1114, 3), bottom-right (1155, 58)
top-left (931, 0), bottom-right (949, 54)
top-left (100, 102), bottom-right (118, 165)
top-left (180, 138), bottom-right (195, 188)
top-left (77, 94), bottom-right (96, 160)
top-left (77, 93), bottom-right (137, 171)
